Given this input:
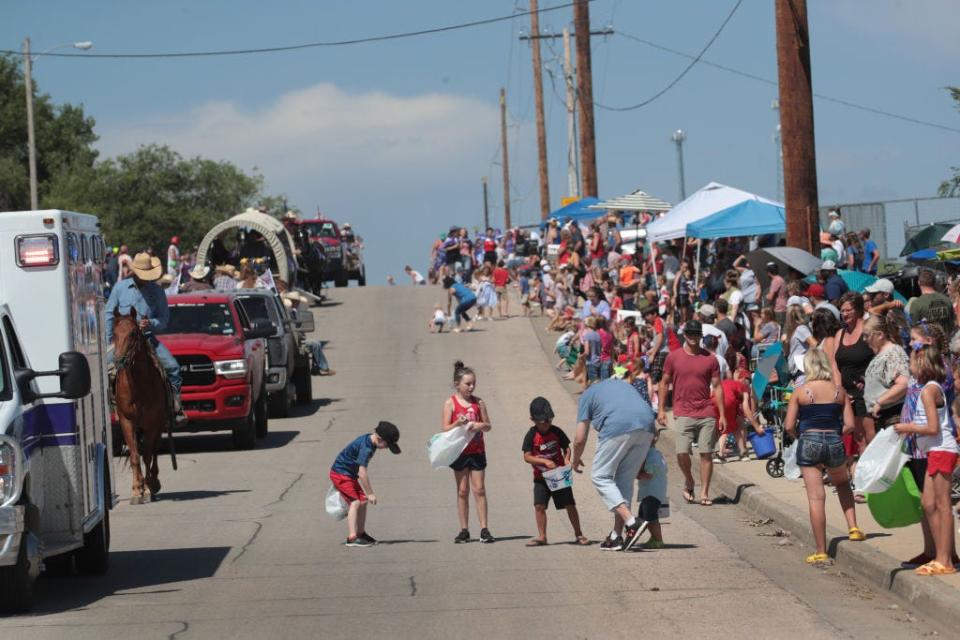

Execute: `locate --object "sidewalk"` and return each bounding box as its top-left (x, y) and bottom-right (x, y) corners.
top-left (527, 313), bottom-right (960, 629)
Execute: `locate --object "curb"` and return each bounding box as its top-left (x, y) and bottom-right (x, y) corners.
top-left (656, 431), bottom-right (960, 629)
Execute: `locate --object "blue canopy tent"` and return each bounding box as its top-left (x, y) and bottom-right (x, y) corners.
top-left (545, 197), bottom-right (603, 224)
top-left (686, 199), bottom-right (786, 239)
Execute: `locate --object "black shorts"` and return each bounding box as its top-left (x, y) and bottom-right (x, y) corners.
top-left (445, 252), bottom-right (461, 266)
top-left (639, 496), bottom-right (661, 523)
top-left (907, 458), bottom-right (927, 492)
top-left (533, 480), bottom-right (575, 509)
top-left (484, 251), bottom-right (497, 265)
top-left (844, 387), bottom-right (868, 417)
top-left (450, 452), bottom-right (487, 471)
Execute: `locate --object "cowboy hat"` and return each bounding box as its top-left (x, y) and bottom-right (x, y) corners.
top-left (190, 264), bottom-right (210, 280)
top-left (283, 210), bottom-right (298, 220)
top-left (214, 264), bottom-right (237, 277)
top-left (131, 252), bottom-right (163, 281)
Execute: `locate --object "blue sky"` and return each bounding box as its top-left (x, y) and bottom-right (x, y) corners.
top-left (4, 0), bottom-right (959, 282)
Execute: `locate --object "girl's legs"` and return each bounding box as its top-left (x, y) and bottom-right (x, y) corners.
top-left (801, 465), bottom-right (828, 554)
top-left (470, 469), bottom-right (489, 529)
top-left (926, 473), bottom-right (955, 567)
top-left (455, 469), bottom-right (471, 530)
top-left (861, 415), bottom-right (876, 446)
top-left (826, 464), bottom-right (858, 531)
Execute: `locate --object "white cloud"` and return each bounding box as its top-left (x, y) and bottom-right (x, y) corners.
top-left (96, 82), bottom-right (499, 194)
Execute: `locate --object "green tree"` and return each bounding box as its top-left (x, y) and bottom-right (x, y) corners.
top-left (0, 54), bottom-right (98, 210)
top-left (45, 144), bottom-right (264, 251)
top-left (940, 86), bottom-right (960, 197)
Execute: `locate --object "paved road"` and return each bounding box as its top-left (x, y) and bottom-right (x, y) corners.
top-left (0, 287), bottom-right (950, 638)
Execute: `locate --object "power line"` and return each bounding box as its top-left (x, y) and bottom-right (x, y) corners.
top-left (617, 30), bottom-right (960, 134)
top-left (594, 0), bottom-right (743, 112)
top-left (0, 1), bottom-right (589, 59)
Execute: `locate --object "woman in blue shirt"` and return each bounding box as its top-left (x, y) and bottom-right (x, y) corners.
top-left (445, 276), bottom-right (478, 333)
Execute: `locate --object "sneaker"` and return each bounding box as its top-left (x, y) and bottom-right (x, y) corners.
top-left (642, 539), bottom-right (665, 550)
top-left (454, 529), bottom-right (470, 544)
top-left (345, 536), bottom-right (373, 548)
top-left (600, 535), bottom-right (623, 551)
top-left (359, 532), bottom-right (378, 545)
top-left (479, 528), bottom-right (496, 543)
top-left (622, 519), bottom-right (649, 551)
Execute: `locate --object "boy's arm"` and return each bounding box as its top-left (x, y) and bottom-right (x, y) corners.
top-left (356, 466), bottom-right (376, 504)
top-left (523, 451), bottom-right (557, 468)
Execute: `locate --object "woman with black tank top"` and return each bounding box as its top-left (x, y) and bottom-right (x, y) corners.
top-left (831, 293), bottom-right (875, 482)
top-left (785, 348), bottom-right (864, 566)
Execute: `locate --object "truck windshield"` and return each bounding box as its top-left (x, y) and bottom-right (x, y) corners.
top-left (158, 304), bottom-right (235, 336)
top-left (303, 222), bottom-right (337, 239)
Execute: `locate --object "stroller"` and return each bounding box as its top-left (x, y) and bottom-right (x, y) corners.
top-left (756, 384), bottom-right (793, 478)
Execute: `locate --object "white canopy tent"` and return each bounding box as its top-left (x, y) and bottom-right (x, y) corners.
top-left (645, 182), bottom-right (782, 243)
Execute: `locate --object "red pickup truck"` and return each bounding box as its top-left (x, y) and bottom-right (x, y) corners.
top-left (155, 292), bottom-right (273, 449)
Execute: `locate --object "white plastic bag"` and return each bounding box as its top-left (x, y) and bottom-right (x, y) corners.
top-left (427, 426), bottom-right (472, 469)
top-left (325, 484), bottom-right (349, 520)
top-left (853, 427), bottom-right (908, 494)
top-left (783, 440), bottom-right (801, 480)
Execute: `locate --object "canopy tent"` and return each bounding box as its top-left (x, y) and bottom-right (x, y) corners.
top-left (686, 200), bottom-right (785, 239)
top-left (545, 197), bottom-right (603, 223)
top-left (803, 271), bottom-right (907, 304)
top-left (589, 189), bottom-right (671, 213)
top-left (645, 182), bottom-right (782, 243)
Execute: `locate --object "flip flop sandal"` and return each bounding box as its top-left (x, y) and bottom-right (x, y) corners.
top-left (848, 527), bottom-right (866, 541)
top-left (805, 552), bottom-right (831, 565)
top-left (916, 561), bottom-right (957, 576)
top-left (574, 535), bottom-right (590, 546)
top-left (700, 498), bottom-right (714, 506)
top-left (526, 539), bottom-right (547, 547)
top-left (902, 553), bottom-right (933, 568)
top-left (682, 486), bottom-right (696, 504)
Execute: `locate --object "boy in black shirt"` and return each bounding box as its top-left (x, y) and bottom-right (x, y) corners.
top-left (522, 397), bottom-right (589, 546)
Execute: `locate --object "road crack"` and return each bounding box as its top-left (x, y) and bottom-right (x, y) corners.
top-left (409, 575), bottom-right (417, 597)
top-left (265, 473), bottom-right (304, 507)
top-left (231, 520), bottom-right (264, 564)
top-left (168, 621), bottom-right (189, 640)
top-left (324, 416), bottom-right (336, 432)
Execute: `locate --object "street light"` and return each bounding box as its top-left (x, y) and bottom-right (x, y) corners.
top-left (22, 38), bottom-right (93, 210)
top-left (671, 129), bottom-right (687, 201)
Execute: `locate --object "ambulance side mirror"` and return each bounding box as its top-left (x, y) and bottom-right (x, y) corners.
top-left (57, 352), bottom-right (91, 399)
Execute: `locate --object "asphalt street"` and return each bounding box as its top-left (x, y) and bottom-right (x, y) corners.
top-left (0, 286), bottom-right (951, 639)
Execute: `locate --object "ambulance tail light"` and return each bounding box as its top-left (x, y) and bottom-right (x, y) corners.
top-left (15, 234), bottom-right (60, 268)
top-left (0, 437), bottom-right (23, 507)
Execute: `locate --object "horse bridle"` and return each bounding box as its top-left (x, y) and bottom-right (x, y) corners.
top-left (115, 322), bottom-right (146, 373)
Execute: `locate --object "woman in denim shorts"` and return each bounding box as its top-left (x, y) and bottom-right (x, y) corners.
top-left (785, 348), bottom-right (866, 566)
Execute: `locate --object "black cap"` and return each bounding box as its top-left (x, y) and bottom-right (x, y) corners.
top-left (683, 319), bottom-right (703, 335)
top-left (529, 396), bottom-right (554, 421)
top-left (375, 421), bottom-right (401, 454)
top-left (638, 299), bottom-right (657, 315)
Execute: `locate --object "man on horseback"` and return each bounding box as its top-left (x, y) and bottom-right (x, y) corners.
top-left (105, 252), bottom-right (186, 424)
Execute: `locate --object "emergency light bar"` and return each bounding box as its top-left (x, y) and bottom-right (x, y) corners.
top-left (15, 234), bottom-right (60, 268)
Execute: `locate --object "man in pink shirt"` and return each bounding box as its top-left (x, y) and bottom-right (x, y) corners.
top-left (657, 320), bottom-right (724, 505)
top-left (765, 262), bottom-right (788, 325)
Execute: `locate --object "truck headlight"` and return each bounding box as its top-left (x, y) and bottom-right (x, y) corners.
top-left (215, 359), bottom-right (247, 379)
top-left (0, 437), bottom-right (23, 507)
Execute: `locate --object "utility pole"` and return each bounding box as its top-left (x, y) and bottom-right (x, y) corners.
top-left (562, 27), bottom-right (579, 200)
top-left (573, 0), bottom-right (598, 197)
top-left (775, 0), bottom-right (819, 254)
top-left (482, 177), bottom-right (490, 230)
top-left (23, 38), bottom-right (38, 210)
top-left (529, 0), bottom-right (550, 220)
top-left (499, 88), bottom-right (512, 230)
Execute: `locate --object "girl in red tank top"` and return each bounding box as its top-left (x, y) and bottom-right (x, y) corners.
top-left (442, 361), bottom-right (495, 543)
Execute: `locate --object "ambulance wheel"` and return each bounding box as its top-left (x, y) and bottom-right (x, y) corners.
top-left (294, 367), bottom-right (313, 405)
top-left (255, 386), bottom-right (269, 439)
top-left (0, 534), bottom-right (35, 613)
top-left (77, 476), bottom-right (110, 576)
top-left (233, 406), bottom-right (257, 450)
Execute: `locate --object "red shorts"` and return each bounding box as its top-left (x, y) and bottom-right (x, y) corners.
top-left (329, 471), bottom-right (366, 503)
top-left (926, 450), bottom-right (959, 477)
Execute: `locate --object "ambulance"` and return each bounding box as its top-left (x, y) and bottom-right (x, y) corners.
top-left (0, 210), bottom-right (115, 612)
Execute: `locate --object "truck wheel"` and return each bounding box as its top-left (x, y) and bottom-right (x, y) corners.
top-left (232, 405), bottom-right (257, 450)
top-left (77, 469), bottom-right (110, 576)
top-left (0, 534), bottom-right (36, 613)
top-left (255, 385), bottom-right (269, 438)
top-left (335, 271), bottom-right (348, 288)
top-left (268, 385), bottom-right (291, 418)
top-left (294, 367), bottom-right (313, 405)
top-left (358, 270), bottom-right (366, 287)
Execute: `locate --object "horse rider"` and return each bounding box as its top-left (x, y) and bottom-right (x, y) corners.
top-left (105, 252), bottom-right (186, 423)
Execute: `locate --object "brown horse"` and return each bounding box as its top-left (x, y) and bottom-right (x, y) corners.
top-left (112, 308), bottom-right (175, 504)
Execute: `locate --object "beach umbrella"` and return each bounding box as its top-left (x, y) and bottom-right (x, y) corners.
top-left (941, 224), bottom-right (960, 244)
top-left (747, 247), bottom-right (822, 290)
top-left (803, 270), bottom-right (907, 303)
top-left (752, 342), bottom-right (787, 400)
top-left (900, 223), bottom-right (956, 256)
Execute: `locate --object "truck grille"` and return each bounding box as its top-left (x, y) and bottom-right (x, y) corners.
top-left (176, 354), bottom-right (216, 387)
top-left (266, 337), bottom-right (284, 367)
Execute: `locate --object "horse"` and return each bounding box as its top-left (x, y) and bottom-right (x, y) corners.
top-left (112, 308), bottom-right (176, 504)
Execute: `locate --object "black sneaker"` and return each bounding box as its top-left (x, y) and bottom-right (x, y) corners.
top-left (622, 519), bottom-right (649, 551)
top-left (454, 529), bottom-right (470, 544)
top-left (600, 535), bottom-right (624, 551)
top-left (479, 528), bottom-right (495, 543)
top-left (359, 532), bottom-right (378, 545)
top-left (345, 536), bottom-right (373, 548)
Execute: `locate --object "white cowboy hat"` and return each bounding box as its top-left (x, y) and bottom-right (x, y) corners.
top-left (131, 252), bottom-right (163, 281)
top-left (189, 264), bottom-right (210, 280)
top-left (283, 210), bottom-right (298, 220)
top-left (214, 264), bottom-right (237, 276)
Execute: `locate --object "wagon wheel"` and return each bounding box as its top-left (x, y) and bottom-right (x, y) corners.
top-left (766, 458), bottom-right (785, 478)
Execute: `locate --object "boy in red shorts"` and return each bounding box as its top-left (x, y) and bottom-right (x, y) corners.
top-left (522, 397), bottom-right (589, 546)
top-left (329, 421), bottom-right (401, 547)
